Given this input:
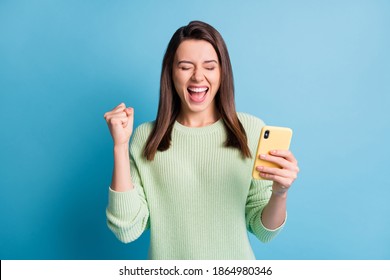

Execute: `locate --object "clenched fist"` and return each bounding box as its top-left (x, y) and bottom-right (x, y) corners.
top-left (104, 103), bottom-right (134, 146)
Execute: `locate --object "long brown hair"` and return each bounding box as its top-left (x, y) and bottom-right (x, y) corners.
top-left (143, 20), bottom-right (251, 160)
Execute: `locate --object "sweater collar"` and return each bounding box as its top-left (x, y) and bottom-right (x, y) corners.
top-left (173, 118), bottom-right (225, 135)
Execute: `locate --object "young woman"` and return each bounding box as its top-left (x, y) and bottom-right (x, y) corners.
top-left (104, 21), bottom-right (299, 260)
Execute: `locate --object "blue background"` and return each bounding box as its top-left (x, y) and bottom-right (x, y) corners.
top-left (1, 0), bottom-right (389, 260)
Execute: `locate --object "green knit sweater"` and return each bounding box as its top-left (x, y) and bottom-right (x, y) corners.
top-left (106, 112), bottom-right (286, 260)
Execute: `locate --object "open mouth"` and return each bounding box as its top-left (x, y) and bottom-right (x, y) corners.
top-left (187, 87), bottom-right (209, 103)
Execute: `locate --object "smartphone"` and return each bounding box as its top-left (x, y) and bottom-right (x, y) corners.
top-left (252, 126), bottom-right (293, 180)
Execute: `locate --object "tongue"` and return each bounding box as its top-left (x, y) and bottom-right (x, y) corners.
top-left (189, 91), bottom-right (207, 103)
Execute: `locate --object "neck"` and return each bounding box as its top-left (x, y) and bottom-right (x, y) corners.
top-left (177, 109), bottom-right (220, 128)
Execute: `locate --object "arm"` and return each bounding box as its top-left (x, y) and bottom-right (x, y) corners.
top-left (104, 103), bottom-right (134, 192)
top-left (104, 103), bottom-right (149, 242)
top-left (111, 144), bottom-right (133, 192)
top-left (255, 150), bottom-right (299, 229)
top-left (260, 190), bottom-right (287, 230)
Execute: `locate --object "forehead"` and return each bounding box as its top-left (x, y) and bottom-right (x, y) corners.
top-left (175, 39), bottom-right (218, 61)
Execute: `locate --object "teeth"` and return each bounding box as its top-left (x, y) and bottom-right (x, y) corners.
top-left (188, 87), bottom-right (208, 93)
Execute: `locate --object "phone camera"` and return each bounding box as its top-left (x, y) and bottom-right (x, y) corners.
top-left (264, 130), bottom-right (270, 139)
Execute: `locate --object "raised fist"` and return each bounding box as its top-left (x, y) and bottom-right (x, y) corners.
top-left (104, 103), bottom-right (134, 146)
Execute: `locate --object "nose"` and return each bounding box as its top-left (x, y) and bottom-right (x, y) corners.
top-left (191, 68), bottom-right (204, 82)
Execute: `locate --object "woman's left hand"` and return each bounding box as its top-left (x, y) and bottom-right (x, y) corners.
top-left (256, 150), bottom-right (300, 195)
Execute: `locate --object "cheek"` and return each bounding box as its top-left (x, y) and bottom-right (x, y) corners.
top-left (209, 72), bottom-right (221, 89)
top-left (172, 73), bottom-right (183, 93)
top-left (173, 71), bottom-right (189, 89)
top-left (172, 77), bottom-right (188, 103)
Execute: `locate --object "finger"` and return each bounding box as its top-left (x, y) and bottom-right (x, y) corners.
top-left (256, 165), bottom-right (291, 178)
top-left (105, 111), bottom-right (127, 119)
top-left (105, 112), bottom-right (128, 123)
top-left (259, 172), bottom-right (295, 188)
top-left (124, 107), bottom-right (134, 117)
top-left (104, 103), bottom-right (126, 118)
top-left (107, 116), bottom-right (128, 126)
top-left (269, 149), bottom-right (298, 164)
top-left (114, 102), bottom-right (126, 110)
top-left (111, 103), bottom-right (127, 115)
top-left (259, 154), bottom-right (295, 170)
top-left (257, 166), bottom-right (297, 185)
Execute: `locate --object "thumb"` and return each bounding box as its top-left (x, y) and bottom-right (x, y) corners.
top-left (124, 107), bottom-right (134, 117)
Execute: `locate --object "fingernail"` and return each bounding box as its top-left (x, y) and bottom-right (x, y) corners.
top-left (257, 166), bottom-right (264, 171)
top-left (260, 154), bottom-right (266, 159)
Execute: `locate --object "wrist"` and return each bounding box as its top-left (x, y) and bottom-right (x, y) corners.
top-left (271, 189), bottom-right (288, 199)
top-left (113, 143), bottom-right (129, 153)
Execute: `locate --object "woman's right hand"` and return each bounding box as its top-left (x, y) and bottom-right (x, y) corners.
top-left (104, 103), bottom-right (134, 146)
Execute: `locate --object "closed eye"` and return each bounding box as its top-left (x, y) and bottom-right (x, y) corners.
top-left (177, 60), bottom-right (194, 71)
top-left (204, 60), bottom-right (218, 71)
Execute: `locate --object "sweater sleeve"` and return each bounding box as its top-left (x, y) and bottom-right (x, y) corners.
top-left (238, 112), bottom-right (287, 242)
top-left (106, 124), bottom-right (151, 243)
top-left (245, 179), bottom-right (286, 243)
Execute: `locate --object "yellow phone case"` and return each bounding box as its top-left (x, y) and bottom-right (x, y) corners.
top-left (252, 126), bottom-right (293, 180)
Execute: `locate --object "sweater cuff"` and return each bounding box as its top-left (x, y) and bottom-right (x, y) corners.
top-left (253, 211), bottom-right (287, 242)
top-left (107, 186), bottom-right (141, 218)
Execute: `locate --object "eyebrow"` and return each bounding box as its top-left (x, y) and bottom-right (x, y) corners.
top-left (177, 60), bottom-right (218, 65)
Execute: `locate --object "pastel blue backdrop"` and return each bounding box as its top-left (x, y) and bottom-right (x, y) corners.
top-left (1, 0), bottom-right (389, 259)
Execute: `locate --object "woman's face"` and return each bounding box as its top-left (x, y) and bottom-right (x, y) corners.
top-left (172, 39), bottom-right (221, 119)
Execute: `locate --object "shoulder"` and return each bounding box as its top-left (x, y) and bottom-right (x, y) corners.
top-left (236, 112), bottom-right (266, 149)
top-left (237, 112), bottom-right (266, 132)
top-left (131, 121), bottom-right (155, 144)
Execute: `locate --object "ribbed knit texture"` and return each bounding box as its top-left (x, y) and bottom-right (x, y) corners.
top-left (106, 113), bottom-right (286, 260)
